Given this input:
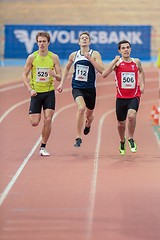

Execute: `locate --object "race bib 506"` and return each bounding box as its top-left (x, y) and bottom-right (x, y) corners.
top-left (121, 72), bottom-right (135, 89)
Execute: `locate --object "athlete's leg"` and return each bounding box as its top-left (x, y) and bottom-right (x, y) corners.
top-left (40, 90), bottom-right (55, 145)
top-left (85, 108), bottom-right (94, 127)
top-left (117, 120), bottom-right (126, 142)
top-left (75, 96), bottom-right (86, 138)
top-left (84, 88), bottom-right (96, 135)
top-left (83, 108), bottom-right (94, 135)
top-left (127, 109), bottom-right (137, 139)
top-left (118, 120), bottom-right (126, 155)
top-left (41, 109), bottom-right (54, 144)
top-left (29, 113), bottom-right (41, 126)
top-left (29, 94), bottom-right (41, 126)
top-left (116, 98), bottom-right (127, 142)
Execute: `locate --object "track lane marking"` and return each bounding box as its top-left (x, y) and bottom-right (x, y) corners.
top-left (0, 92), bottom-right (159, 207)
top-left (0, 103), bottom-right (75, 206)
top-left (86, 97), bottom-right (160, 239)
top-left (86, 108), bottom-right (115, 240)
top-left (0, 75), bottom-right (158, 93)
top-left (0, 99), bottom-right (29, 123)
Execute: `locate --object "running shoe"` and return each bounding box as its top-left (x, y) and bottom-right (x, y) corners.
top-left (84, 126), bottom-right (91, 135)
top-left (39, 147), bottom-right (50, 156)
top-left (119, 138), bottom-right (126, 155)
top-left (74, 138), bottom-right (82, 147)
top-left (128, 139), bottom-right (137, 153)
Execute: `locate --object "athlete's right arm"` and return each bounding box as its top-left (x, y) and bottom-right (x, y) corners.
top-left (102, 56), bottom-right (120, 78)
top-left (57, 52), bottom-right (75, 93)
top-left (22, 54), bottom-right (37, 96)
top-left (84, 51), bottom-right (104, 74)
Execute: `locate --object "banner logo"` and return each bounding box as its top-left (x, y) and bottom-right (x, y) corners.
top-left (5, 25), bottom-right (151, 60)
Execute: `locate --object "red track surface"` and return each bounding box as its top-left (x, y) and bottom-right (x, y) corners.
top-left (0, 67), bottom-right (160, 240)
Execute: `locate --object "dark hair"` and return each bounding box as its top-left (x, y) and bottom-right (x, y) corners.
top-left (79, 32), bottom-right (91, 41)
top-left (36, 31), bottom-right (50, 43)
top-left (118, 40), bottom-right (131, 50)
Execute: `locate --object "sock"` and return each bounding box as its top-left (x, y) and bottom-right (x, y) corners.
top-left (41, 143), bottom-right (46, 148)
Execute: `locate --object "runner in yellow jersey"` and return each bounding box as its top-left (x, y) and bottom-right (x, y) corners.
top-left (22, 31), bottom-right (62, 156)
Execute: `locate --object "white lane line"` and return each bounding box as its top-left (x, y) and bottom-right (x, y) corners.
top-left (141, 100), bottom-right (160, 147)
top-left (0, 83), bottom-right (23, 92)
top-left (86, 98), bottom-right (160, 239)
top-left (0, 87), bottom-right (158, 212)
top-left (0, 140), bottom-right (40, 206)
top-left (0, 86), bottom-right (157, 124)
top-left (0, 103), bottom-right (75, 206)
top-left (0, 75), bottom-right (157, 93)
top-left (0, 88), bottom-right (72, 124)
top-left (0, 92), bottom-right (114, 207)
top-left (0, 99), bottom-right (29, 123)
top-left (153, 129), bottom-right (160, 146)
top-left (86, 108), bottom-right (114, 240)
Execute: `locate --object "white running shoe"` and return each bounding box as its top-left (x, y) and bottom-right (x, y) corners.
top-left (39, 147), bottom-right (50, 156)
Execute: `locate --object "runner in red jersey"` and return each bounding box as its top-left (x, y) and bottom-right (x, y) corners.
top-left (83, 40), bottom-right (145, 154)
top-left (115, 58), bottom-right (141, 99)
top-left (102, 40), bottom-right (145, 154)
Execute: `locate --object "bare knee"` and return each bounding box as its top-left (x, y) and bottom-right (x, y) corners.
top-left (29, 115), bottom-right (41, 127)
top-left (30, 120), bottom-right (39, 127)
top-left (86, 110), bottom-right (94, 120)
top-left (118, 121), bottom-right (125, 128)
top-left (128, 114), bottom-right (136, 123)
top-left (44, 116), bottom-right (52, 126)
top-left (78, 105), bottom-right (86, 115)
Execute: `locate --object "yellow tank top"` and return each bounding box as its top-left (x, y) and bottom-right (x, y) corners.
top-left (30, 51), bottom-right (55, 92)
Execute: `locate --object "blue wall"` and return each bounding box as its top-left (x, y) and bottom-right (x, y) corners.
top-left (4, 25), bottom-right (151, 61)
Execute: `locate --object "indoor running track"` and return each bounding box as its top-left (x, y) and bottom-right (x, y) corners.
top-left (0, 67), bottom-right (160, 240)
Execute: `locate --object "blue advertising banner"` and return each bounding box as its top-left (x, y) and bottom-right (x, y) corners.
top-left (4, 25), bottom-right (151, 61)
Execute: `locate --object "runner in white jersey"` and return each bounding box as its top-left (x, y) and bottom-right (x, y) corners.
top-left (57, 32), bottom-right (104, 147)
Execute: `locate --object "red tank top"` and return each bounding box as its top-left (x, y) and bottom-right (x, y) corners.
top-left (115, 58), bottom-right (141, 98)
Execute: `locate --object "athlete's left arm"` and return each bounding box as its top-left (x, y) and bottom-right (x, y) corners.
top-left (49, 54), bottom-right (62, 82)
top-left (136, 58), bottom-right (145, 94)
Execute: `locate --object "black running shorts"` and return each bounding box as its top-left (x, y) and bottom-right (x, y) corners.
top-left (72, 88), bottom-right (96, 110)
top-left (116, 97), bottom-right (140, 121)
top-left (29, 90), bottom-right (55, 114)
